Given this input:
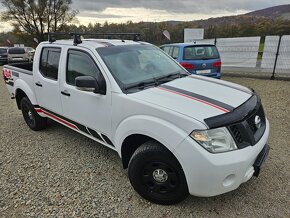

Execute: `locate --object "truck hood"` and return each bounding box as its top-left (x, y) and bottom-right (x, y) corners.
top-left (130, 75), bottom-right (253, 124)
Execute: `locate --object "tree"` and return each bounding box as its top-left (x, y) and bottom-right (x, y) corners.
top-left (1, 0), bottom-right (78, 41)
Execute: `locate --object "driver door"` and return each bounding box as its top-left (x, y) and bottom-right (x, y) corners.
top-left (59, 48), bottom-right (113, 146)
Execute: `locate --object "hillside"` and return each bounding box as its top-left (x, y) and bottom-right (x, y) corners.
top-left (192, 4), bottom-right (290, 29)
top-left (245, 4), bottom-right (290, 19)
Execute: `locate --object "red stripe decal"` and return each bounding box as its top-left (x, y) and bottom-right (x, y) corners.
top-left (157, 87), bottom-right (229, 113)
top-left (36, 109), bottom-right (78, 130)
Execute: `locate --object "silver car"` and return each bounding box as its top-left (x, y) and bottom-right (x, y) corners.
top-left (8, 47), bottom-right (35, 63)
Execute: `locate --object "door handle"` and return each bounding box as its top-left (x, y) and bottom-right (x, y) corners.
top-left (61, 90), bottom-right (71, 97)
top-left (35, 82), bottom-right (42, 87)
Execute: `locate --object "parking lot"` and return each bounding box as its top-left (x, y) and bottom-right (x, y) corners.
top-left (0, 65), bottom-right (289, 217)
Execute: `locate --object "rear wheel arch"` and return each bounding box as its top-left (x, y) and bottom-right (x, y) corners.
top-left (20, 96), bottom-right (47, 131)
top-left (15, 88), bottom-right (28, 109)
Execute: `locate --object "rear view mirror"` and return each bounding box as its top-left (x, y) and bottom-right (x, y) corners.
top-left (75, 76), bottom-right (100, 93)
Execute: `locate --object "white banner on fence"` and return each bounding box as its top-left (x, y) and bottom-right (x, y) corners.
top-left (216, 37), bottom-right (261, 68)
top-left (276, 35), bottom-right (290, 73)
top-left (261, 35), bottom-right (290, 74)
top-left (261, 36), bottom-right (279, 70)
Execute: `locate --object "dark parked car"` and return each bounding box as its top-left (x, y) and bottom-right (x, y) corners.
top-left (160, 43), bottom-right (222, 79)
top-left (0, 47), bottom-right (8, 64)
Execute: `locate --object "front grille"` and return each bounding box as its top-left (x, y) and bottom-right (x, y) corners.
top-left (247, 105), bottom-right (266, 135)
top-left (228, 104), bottom-right (266, 149)
top-left (230, 125), bottom-right (243, 143)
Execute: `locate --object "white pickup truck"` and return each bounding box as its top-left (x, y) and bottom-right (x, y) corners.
top-left (2, 33), bottom-right (270, 205)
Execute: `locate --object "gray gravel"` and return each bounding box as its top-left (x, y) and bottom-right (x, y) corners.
top-left (0, 67), bottom-right (289, 217)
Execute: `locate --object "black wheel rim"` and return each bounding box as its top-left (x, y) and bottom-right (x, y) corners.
top-left (141, 162), bottom-right (179, 194)
top-left (22, 103), bottom-right (35, 127)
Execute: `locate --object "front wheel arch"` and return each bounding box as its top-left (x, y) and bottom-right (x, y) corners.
top-left (128, 140), bottom-right (189, 204)
top-left (121, 134), bottom-right (156, 169)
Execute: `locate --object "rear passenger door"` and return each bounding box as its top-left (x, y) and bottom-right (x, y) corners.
top-left (34, 47), bottom-right (63, 114)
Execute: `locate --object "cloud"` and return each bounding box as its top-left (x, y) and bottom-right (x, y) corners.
top-left (79, 11), bottom-right (130, 19)
top-left (72, 0), bottom-right (290, 14)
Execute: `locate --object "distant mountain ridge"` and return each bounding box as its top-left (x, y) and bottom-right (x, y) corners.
top-left (166, 4), bottom-right (290, 27)
top-left (245, 4), bottom-right (290, 19)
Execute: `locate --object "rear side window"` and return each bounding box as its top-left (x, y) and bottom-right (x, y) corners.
top-left (8, 48), bottom-right (25, 54)
top-left (66, 50), bottom-right (104, 85)
top-left (39, 47), bottom-right (61, 80)
top-left (172, 47), bottom-right (180, 59)
top-left (183, 45), bottom-right (219, 60)
top-left (161, 46), bottom-right (171, 55)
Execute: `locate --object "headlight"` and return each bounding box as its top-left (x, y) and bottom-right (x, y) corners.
top-left (190, 127), bottom-right (237, 153)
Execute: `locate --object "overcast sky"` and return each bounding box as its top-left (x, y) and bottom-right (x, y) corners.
top-left (0, 0), bottom-right (289, 32)
top-left (72, 0), bottom-right (290, 24)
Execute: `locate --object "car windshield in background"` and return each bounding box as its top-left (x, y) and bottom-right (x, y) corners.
top-left (8, 48), bottom-right (25, 54)
top-left (97, 45), bottom-right (188, 91)
top-left (0, 48), bottom-right (7, 54)
top-left (183, 45), bottom-right (219, 60)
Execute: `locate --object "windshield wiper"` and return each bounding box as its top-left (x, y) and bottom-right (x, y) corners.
top-left (124, 80), bottom-right (157, 92)
top-left (124, 72), bottom-right (189, 93)
top-left (156, 71), bottom-right (189, 84)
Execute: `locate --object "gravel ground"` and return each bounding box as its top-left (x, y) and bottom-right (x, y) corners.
top-left (0, 67), bottom-right (289, 217)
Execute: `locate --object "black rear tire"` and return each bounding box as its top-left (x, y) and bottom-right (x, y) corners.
top-left (128, 141), bottom-right (189, 205)
top-left (20, 97), bottom-right (47, 131)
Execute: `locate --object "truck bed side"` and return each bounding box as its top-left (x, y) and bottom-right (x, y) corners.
top-left (2, 62), bottom-right (37, 105)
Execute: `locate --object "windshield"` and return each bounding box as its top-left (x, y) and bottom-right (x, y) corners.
top-left (0, 48), bottom-right (7, 54)
top-left (97, 45), bottom-right (188, 92)
top-left (183, 45), bottom-right (219, 60)
top-left (8, 48), bottom-right (25, 54)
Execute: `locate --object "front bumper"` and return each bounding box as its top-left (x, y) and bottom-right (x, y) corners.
top-left (173, 119), bottom-right (270, 197)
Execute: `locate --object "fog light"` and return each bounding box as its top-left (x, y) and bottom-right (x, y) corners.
top-left (223, 174), bottom-right (236, 187)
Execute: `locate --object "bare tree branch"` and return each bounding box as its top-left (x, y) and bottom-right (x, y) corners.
top-left (1, 0), bottom-right (78, 41)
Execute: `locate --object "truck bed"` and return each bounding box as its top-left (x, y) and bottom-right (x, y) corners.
top-left (4, 62), bottom-right (33, 75)
top-left (3, 62), bottom-right (34, 97)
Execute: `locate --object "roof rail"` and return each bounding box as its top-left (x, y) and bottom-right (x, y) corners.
top-left (44, 32), bottom-right (141, 45)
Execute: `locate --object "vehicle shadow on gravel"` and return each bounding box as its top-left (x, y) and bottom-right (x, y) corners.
top-left (43, 119), bottom-right (124, 169)
top-left (42, 119), bottom-right (259, 209)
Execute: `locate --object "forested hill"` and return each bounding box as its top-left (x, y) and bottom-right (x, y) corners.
top-left (245, 4), bottom-right (290, 19)
top-left (192, 4), bottom-right (290, 29)
top-left (1, 4), bottom-right (290, 46)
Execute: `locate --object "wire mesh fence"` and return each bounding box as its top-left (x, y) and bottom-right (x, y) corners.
top-left (216, 37), bottom-right (261, 68)
top-left (199, 35), bottom-right (290, 79)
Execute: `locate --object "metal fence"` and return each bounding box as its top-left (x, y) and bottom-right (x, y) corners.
top-left (198, 35), bottom-right (290, 79)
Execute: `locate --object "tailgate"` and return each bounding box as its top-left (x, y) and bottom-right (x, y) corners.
top-left (2, 66), bottom-right (15, 95)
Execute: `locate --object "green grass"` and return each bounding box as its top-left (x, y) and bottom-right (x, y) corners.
top-left (257, 42), bottom-right (265, 60)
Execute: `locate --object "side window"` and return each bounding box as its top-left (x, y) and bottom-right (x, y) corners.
top-left (39, 47), bottom-right (61, 80)
top-left (172, 47), bottom-right (180, 59)
top-left (162, 46), bottom-right (171, 55)
top-left (66, 50), bottom-right (103, 86)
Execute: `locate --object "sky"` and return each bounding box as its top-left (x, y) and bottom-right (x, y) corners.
top-left (0, 0), bottom-right (289, 32)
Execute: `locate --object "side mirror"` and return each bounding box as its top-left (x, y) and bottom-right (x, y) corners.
top-left (75, 76), bottom-right (100, 93)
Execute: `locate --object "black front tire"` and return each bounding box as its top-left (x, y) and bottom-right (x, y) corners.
top-left (128, 141), bottom-right (189, 205)
top-left (20, 97), bottom-right (47, 131)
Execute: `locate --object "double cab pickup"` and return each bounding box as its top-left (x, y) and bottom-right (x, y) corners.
top-left (2, 34), bottom-right (270, 205)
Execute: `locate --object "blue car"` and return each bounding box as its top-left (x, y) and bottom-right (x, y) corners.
top-left (160, 43), bottom-right (222, 79)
